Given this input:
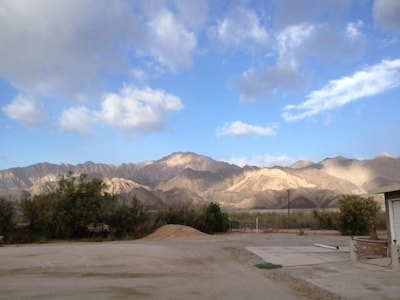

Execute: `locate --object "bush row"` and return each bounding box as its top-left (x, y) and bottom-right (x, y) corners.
top-left (0, 173), bottom-right (229, 244)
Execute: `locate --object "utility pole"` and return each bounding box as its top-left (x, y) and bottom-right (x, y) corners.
top-left (287, 189), bottom-right (291, 229)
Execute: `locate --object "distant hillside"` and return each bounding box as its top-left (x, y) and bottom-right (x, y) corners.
top-left (1, 152), bottom-right (399, 209)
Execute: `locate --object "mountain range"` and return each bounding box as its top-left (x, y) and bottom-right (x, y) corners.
top-left (1, 152), bottom-right (399, 210)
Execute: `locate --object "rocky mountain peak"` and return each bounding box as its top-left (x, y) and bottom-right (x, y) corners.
top-left (161, 152), bottom-right (205, 166)
top-left (290, 160), bottom-right (314, 169)
top-left (159, 152), bottom-right (234, 172)
top-left (376, 152), bottom-right (393, 159)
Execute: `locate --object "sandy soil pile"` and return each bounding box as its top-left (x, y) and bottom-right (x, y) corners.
top-left (143, 224), bottom-right (209, 241)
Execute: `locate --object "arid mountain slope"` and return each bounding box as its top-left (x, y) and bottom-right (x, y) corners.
top-left (0, 152), bottom-right (399, 209)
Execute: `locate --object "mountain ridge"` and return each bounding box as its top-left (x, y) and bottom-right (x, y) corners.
top-left (1, 152), bottom-right (399, 209)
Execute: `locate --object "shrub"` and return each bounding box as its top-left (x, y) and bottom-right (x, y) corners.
top-left (336, 195), bottom-right (381, 237)
top-left (0, 198), bottom-right (14, 241)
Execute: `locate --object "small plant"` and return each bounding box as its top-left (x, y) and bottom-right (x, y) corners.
top-left (255, 262), bottom-right (282, 269)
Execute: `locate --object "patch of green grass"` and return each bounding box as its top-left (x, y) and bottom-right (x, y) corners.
top-left (255, 262), bottom-right (282, 269)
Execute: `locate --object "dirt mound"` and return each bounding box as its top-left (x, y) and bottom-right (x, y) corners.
top-left (143, 224), bottom-right (209, 241)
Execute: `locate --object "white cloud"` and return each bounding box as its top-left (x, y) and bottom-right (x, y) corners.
top-left (59, 85), bottom-right (183, 136)
top-left (232, 17), bottom-right (365, 102)
top-left (231, 23), bottom-right (314, 101)
top-left (0, 0), bottom-right (200, 97)
top-left (233, 20), bottom-right (365, 102)
top-left (374, 0), bottom-right (400, 33)
top-left (100, 86), bottom-right (183, 133)
top-left (225, 154), bottom-right (295, 167)
top-left (59, 106), bottom-right (97, 136)
top-left (217, 121), bottom-right (277, 137)
top-left (282, 59), bottom-right (400, 122)
top-left (212, 7), bottom-right (269, 53)
top-left (2, 94), bottom-right (45, 126)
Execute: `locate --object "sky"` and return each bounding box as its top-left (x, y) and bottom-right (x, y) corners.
top-left (1, 0), bottom-right (400, 170)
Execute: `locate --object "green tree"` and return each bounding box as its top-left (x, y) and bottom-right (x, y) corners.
top-left (55, 173), bottom-right (117, 238)
top-left (336, 195), bottom-right (381, 237)
top-left (0, 198), bottom-right (14, 241)
top-left (204, 202), bottom-right (229, 233)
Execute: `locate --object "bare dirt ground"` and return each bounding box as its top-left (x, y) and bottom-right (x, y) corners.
top-left (0, 225), bottom-right (387, 299)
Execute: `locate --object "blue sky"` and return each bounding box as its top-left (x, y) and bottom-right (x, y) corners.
top-left (1, 0), bottom-right (400, 170)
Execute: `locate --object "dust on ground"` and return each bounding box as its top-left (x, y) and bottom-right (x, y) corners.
top-left (0, 225), bottom-right (385, 299)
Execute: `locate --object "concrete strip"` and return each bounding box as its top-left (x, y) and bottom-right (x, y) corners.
top-left (246, 246), bottom-right (350, 266)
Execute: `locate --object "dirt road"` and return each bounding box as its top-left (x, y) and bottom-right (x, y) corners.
top-left (0, 228), bottom-right (349, 299)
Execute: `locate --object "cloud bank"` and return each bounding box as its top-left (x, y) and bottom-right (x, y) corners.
top-left (0, 0), bottom-right (200, 97)
top-left (0, 0), bottom-right (399, 142)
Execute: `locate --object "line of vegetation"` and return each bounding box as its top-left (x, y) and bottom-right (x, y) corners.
top-left (0, 173), bottom-right (385, 244)
top-left (0, 173), bottom-right (229, 244)
top-left (229, 194), bottom-right (385, 238)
